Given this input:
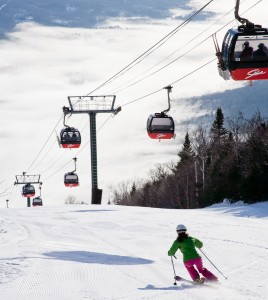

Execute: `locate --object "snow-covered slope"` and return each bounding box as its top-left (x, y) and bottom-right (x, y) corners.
top-left (0, 201), bottom-right (267, 299)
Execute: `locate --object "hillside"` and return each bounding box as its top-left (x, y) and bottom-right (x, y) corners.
top-left (0, 201), bottom-right (267, 299)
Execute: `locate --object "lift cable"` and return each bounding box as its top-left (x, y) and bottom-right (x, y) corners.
top-left (82, 0), bottom-right (215, 97)
top-left (18, 1), bottom-right (261, 186)
top-left (120, 58), bottom-right (216, 108)
top-left (0, 185), bottom-right (14, 198)
top-left (26, 116), bottom-right (63, 173)
top-left (22, 0), bottom-right (260, 177)
top-left (110, 0), bottom-right (261, 95)
top-left (40, 57), bottom-right (217, 183)
top-left (24, 0), bottom-right (258, 182)
top-left (31, 118), bottom-right (89, 174)
top-left (42, 114), bottom-right (113, 182)
top-left (108, 0), bottom-right (246, 94)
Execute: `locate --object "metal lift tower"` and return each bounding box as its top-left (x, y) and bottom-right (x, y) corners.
top-left (14, 172), bottom-right (41, 207)
top-left (64, 95), bottom-right (119, 205)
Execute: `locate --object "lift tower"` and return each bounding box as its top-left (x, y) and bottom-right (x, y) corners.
top-left (14, 172), bottom-right (41, 207)
top-left (64, 95), bottom-right (119, 205)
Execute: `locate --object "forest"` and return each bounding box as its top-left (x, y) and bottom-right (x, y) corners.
top-left (109, 108), bottom-right (268, 208)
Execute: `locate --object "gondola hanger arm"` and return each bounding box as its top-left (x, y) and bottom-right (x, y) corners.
top-left (62, 106), bottom-right (71, 128)
top-left (72, 157), bottom-right (77, 173)
top-left (235, 0), bottom-right (254, 28)
top-left (162, 85), bottom-right (173, 114)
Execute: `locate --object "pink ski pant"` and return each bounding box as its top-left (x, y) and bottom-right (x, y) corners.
top-left (184, 257), bottom-right (217, 281)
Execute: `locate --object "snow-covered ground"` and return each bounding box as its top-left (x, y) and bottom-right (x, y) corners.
top-left (1, 201), bottom-right (267, 299)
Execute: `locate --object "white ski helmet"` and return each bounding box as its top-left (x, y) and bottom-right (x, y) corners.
top-left (176, 224), bottom-right (187, 233)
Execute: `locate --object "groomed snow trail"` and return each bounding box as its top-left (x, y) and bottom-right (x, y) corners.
top-left (0, 203), bottom-right (267, 299)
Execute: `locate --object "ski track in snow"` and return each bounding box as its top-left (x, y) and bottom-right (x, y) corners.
top-left (0, 204), bottom-right (268, 299)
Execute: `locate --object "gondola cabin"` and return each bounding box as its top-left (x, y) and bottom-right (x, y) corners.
top-left (220, 27), bottom-right (268, 80)
top-left (32, 197), bottom-right (43, 206)
top-left (22, 184), bottom-right (35, 198)
top-left (64, 172), bottom-right (79, 187)
top-left (60, 127), bottom-right (81, 149)
top-left (147, 113), bottom-right (175, 139)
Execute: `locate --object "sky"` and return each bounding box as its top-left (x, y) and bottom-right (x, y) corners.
top-left (1, 0), bottom-right (268, 207)
top-left (0, 200), bottom-right (267, 299)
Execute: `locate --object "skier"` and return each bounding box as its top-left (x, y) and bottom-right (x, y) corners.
top-left (168, 224), bottom-right (218, 284)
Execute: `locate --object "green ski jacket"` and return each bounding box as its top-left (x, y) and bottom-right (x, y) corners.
top-left (168, 236), bottom-right (203, 262)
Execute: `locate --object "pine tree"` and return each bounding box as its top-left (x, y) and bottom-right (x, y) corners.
top-left (206, 108), bottom-right (234, 203)
top-left (178, 132), bottom-right (194, 163)
top-left (176, 132), bottom-right (197, 208)
top-left (210, 107), bottom-right (229, 145)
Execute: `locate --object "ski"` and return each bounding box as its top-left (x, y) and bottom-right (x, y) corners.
top-left (174, 276), bottom-right (218, 288)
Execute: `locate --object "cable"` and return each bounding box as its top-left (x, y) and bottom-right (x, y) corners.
top-left (26, 109), bottom-right (87, 175)
top-left (27, 0), bottom-right (259, 182)
top-left (33, 118), bottom-right (89, 175)
top-left (26, 116), bottom-right (63, 173)
top-left (30, 139), bottom-right (58, 171)
top-left (0, 185), bottom-right (14, 197)
top-left (108, 5), bottom-right (235, 94)
top-left (42, 159), bottom-right (72, 182)
top-left (83, 0), bottom-right (215, 96)
top-left (42, 113), bottom-right (113, 183)
top-left (18, 0), bottom-right (262, 188)
top-left (110, 0), bottom-right (261, 95)
top-left (42, 58), bottom-right (217, 183)
top-left (120, 58), bottom-right (216, 108)
top-left (22, 0), bottom-right (259, 178)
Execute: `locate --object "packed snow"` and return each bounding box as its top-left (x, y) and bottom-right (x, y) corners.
top-left (0, 200), bottom-right (267, 299)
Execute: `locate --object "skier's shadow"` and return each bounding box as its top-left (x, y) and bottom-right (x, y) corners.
top-left (139, 283), bottom-right (196, 291)
top-left (43, 250), bottom-right (153, 265)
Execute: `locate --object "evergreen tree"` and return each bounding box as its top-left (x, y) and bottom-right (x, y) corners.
top-left (207, 108), bottom-right (234, 203)
top-left (240, 122), bottom-right (268, 202)
top-left (210, 107), bottom-right (229, 145)
top-left (130, 182), bottom-right (136, 197)
top-left (178, 132), bottom-right (194, 163)
top-left (110, 110), bottom-right (268, 209)
top-left (176, 132), bottom-right (197, 208)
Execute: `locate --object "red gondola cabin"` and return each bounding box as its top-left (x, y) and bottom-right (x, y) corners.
top-left (60, 127), bottom-right (81, 149)
top-left (147, 113), bottom-right (175, 139)
top-left (22, 184), bottom-right (35, 198)
top-left (219, 27), bottom-right (268, 81)
top-left (32, 197), bottom-right (43, 206)
top-left (64, 172), bottom-right (79, 187)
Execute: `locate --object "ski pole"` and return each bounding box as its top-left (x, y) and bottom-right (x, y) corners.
top-left (170, 256), bottom-right (177, 285)
top-left (199, 248), bottom-right (228, 280)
